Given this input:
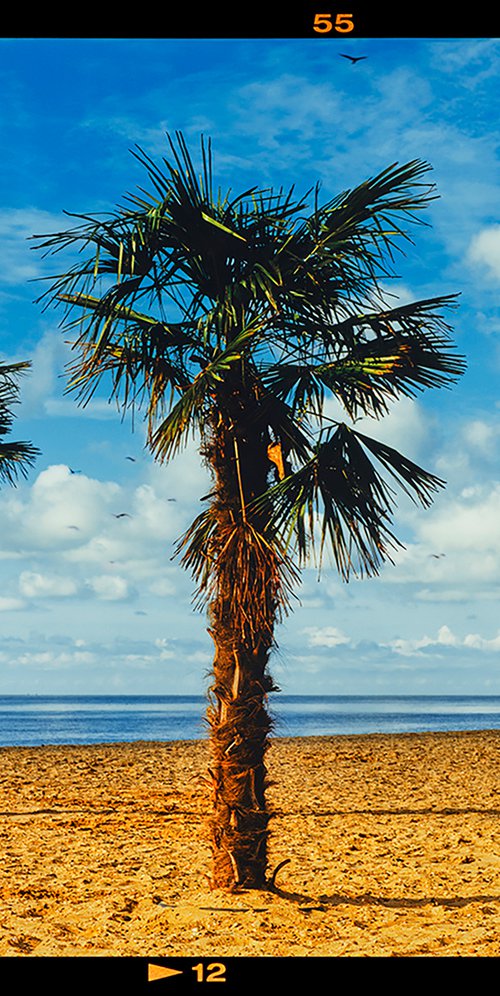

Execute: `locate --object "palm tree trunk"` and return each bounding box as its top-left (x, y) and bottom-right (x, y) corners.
top-left (204, 404), bottom-right (279, 889)
top-left (206, 617), bottom-right (276, 889)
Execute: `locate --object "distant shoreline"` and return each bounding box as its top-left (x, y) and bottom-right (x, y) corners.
top-left (3, 724), bottom-right (500, 752)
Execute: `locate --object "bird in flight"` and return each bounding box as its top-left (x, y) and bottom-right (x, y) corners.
top-left (339, 53), bottom-right (367, 64)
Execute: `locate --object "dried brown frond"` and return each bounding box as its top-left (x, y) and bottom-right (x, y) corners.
top-left (177, 512), bottom-right (300, 645)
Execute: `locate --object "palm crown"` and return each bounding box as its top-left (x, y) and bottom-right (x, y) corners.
top-left (34, 134), bottom-right (464, 594)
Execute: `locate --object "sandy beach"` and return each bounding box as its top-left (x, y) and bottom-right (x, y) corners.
top-left (1, 729), bottom-right (500, 958)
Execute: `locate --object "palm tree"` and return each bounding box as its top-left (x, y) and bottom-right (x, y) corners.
top-left (33, 134), bottom-right (465, 890)
top-left (0, 361), bottom-right (38, 486)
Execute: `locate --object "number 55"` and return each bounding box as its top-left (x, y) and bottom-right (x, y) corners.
top-left (313, 13), bottom-right (355, 34)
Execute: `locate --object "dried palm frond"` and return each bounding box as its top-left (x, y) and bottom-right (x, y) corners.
top-left (177, 508), bottom-right (300, 642)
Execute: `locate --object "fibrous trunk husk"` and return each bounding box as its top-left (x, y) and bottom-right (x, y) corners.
top-left (202, 399), bottom-right (284, 889)
top-left (206, 617), bottom-right (277, 889)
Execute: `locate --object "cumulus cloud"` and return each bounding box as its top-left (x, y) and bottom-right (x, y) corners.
top-left (322, 394), bottom-right (434, 468)
top-left (388, 624), bottom-right (500, 657)
top-left (355, 396), bottom-right (432, 462)
top-left (1, 464), bottom-right (121, 551)
top-left (154, 636), bottom-right (176, 660)
top-left (462, 419), bottom-right (500, 453)
top-left (467, 225), bottom-right (500, 282)
top-left (0, 463), bottom-right (189, 559)
top-left (12, 329), bottom-right (69, 417)
top-left (0, 627), bottom-right (209, 693)
top-left (464, 631), bottom-right (500, 651)
top-left (87, 575), bottom-right (130, 601)
top-left (389, 626), bottom-right (459, 657)
top-left (303, 626), bottom-right (351, 648)
top-left (149, 576), bottom-right (177, 597)
top-left (0, 596), bottom-right (26, 612)
top-left (417, 484), bottom-right (500, 558)
top-left (0, 463), bottom-right (194, 625)
top-left (19, 571), bottom-right (79, 598)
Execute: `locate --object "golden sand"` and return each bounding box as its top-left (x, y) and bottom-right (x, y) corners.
top-left (1, 730), bottom-right (499, 957)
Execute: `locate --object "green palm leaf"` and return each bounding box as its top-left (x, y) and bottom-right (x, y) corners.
top-left (253, 422), bottom-right (444, 579)
top-left (0, 362), bottom-right (39, 486)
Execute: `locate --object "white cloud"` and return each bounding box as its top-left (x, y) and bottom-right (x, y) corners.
top-left (0, 461), bottom-right (199, 629)
top-left (12, 329), bottom-right (69, 417)
top-left (19, 571), bottom-right (78, 598)
top-left (417, 484), bottom-right (500, 557)
top-left (154, 637), bottom-right (176, 660)
top-left (464, 631), bottom-right (500, 651)
top-left (88, 574), bottom-right (130, 601)
top-left (462, 419), bottom-right (500, 453)
top-left (304, 625), bottom-right (351, 648)
top-left (322, 395), bottom-right (433, 466)
top-left (467, 225), bottom-right (500, 282)
top-left (355, 396), bottom-right (432, 461)
top-left (15, 649), bottom-right (96, 670)
top-left (149, 576), bottom-right (177, 597)
top-left (5, 464), bottom-right (121, 549)
top-left (143, 442), bottom-right (211, 505)
top-left (0, 596), bottom-right (26, 612)
top-left (388, 624), bottom-right (500, 658)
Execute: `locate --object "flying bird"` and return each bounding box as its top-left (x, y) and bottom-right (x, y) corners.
top-left (339, 53), bottom-right (367, 64)
top-left (113, 513), bottom-right (131, 518)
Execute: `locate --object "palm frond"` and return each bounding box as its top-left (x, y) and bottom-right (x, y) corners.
top-left (253, 422), bottom-right (444, 579)
top-left (148, 316), bottom-right (271, 460)
top-left (0, 362), bottom-right (39, 485)
top-left (314, 160), bottom-right (436, 254)
top-left (0, 440), bottom-right (39, 485)
top-left (263, 295), bottom-right (464, 421)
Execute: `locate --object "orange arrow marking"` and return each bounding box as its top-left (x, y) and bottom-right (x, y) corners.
top-left (148, 964), bottom-right (183, 982)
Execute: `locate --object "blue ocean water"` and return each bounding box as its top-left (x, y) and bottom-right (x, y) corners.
top-left (0, 695), bottom-right (499, 748)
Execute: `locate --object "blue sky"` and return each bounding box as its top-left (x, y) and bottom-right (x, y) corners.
top-left (1, 35), bottom-right (500, 696)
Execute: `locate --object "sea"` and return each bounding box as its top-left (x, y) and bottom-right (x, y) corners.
top-left (0, 694), bottom-right (499, 748)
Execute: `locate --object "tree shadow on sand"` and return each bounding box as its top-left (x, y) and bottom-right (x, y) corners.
top-left (276, 806), bottom-right (500, 819)
top-left (270, 885), bottom-right (500, 911)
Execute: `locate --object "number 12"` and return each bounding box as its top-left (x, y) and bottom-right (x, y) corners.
top-left (192, 962), bottom-right (226, 983)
